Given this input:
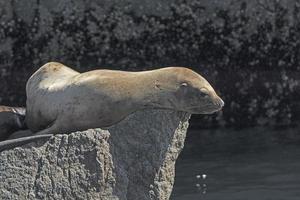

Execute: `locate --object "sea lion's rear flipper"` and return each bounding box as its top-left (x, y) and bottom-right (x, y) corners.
top-left (0, 120), bottom-right (60, 151)
top-left (0, 134), bottom-right (53, 151)
top-left (8, 129), bottom-right (34, 140)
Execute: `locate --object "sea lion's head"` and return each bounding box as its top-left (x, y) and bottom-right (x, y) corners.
top-left (155, 67), bottom-right (224, 114)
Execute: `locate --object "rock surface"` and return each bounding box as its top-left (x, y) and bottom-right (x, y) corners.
top-left (0, 109), bottom-right (190, 200)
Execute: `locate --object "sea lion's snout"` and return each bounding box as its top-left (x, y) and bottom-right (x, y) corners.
top-left (214, 96), bottom-right (225, 108)
top-left (199, 94), bottom-right (224, 114)
top-left (180, 91), bottom-right (224, 114)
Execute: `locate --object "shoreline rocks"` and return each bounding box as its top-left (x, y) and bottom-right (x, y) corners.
top-left (0, 109), bottom-right (190, 200)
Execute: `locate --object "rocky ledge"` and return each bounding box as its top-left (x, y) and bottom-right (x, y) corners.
top-left (0, 110), bottom-right (190, 200)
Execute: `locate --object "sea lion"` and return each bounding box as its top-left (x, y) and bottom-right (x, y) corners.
top-left (0, 106), bottom-right (27, 141)
top-left (0, 62), bottom-right (224, 150)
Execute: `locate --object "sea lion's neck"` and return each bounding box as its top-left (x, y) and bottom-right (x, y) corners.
top-left (131, 71), bottom-right (176, 110)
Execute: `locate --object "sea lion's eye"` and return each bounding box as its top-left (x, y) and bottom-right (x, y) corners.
top-left (181, 82), bottom-right (188, 87)
top-left (200, 88), bottom-right (209, 97)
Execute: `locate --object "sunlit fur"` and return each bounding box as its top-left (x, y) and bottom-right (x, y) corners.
top-left (25, 62), bottom-right (224, 135)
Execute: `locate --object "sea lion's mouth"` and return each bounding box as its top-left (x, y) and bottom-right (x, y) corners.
top-left (187, 104), bottom-right (223, 114)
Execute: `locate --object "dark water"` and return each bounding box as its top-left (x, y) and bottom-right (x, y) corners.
top-left (171, 129), bottom-right (300, 200)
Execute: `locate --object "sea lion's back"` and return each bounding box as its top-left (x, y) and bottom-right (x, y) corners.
top-left (26, 62), bottom-right (79, 92)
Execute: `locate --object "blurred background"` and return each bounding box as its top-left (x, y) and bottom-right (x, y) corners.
top-left (0, 0), bottom-right (300, 199)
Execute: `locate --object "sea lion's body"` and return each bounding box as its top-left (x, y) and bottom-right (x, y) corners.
top-left (0, 62), bottom-right (224, 150)
top-left (0, 106), bottom-right (27, 141)
top-left (26, 63), bottom-right (156, 133)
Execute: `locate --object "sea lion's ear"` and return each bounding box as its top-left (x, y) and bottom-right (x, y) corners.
top-left (155, 80), bottom-right (162, 90)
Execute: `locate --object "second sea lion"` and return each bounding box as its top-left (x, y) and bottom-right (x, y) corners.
top-left (0, 106), bottom-right (27, 141)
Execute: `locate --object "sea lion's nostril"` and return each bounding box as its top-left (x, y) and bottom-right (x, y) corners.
top-left (219, 98), bottom-right (225, 107)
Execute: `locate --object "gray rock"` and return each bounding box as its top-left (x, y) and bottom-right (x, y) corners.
top-left (0, 109), bottom-right (190, 200)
